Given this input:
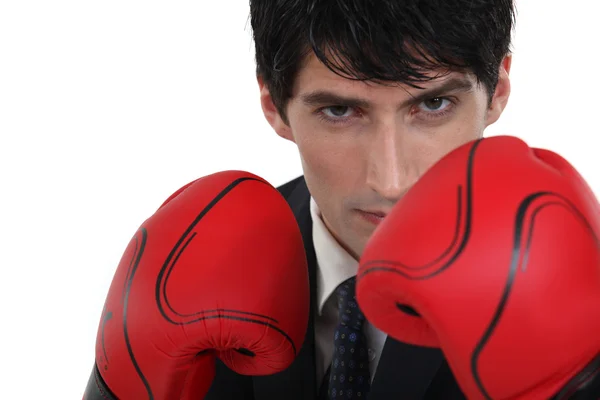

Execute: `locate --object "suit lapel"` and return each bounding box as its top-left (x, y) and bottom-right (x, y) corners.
top-left (253, 178), bottom-right (318, 400)
top-left (369, 336), bottom-right (445, 399)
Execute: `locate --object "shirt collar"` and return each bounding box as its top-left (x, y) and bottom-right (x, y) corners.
top-left (310, 196), bottom-right (359, 316)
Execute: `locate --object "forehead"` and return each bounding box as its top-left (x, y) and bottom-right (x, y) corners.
top-left (291, 52), bottom-right (478, 99)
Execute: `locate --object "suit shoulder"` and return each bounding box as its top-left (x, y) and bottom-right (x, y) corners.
top-left (276, 175), bottom-right (305, 199)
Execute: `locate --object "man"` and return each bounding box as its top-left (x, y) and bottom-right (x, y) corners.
top-left (206, 0), bottom-right (514, 398)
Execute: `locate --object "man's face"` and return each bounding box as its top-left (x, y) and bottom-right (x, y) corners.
top-left (260, 53), bottom-right (511, 259)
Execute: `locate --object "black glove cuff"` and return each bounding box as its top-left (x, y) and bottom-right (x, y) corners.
top-left (552, 353), bottom-right (600, 400)
top-left (83, 363), bottom-right (119, 400)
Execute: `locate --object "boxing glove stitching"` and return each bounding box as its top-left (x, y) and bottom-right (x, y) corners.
top-left (358, 138), bottom-right (600, 399)
top-left (471, 192), bottom-right (599, 399)
top-left (156, 177), bottom-right (261, 320)
top-left (121, 228), bottom-right (155, 399)
top-left (153, 177), bottom-right (299, 355)
top-left (93, 364), bottom-right (113, 400)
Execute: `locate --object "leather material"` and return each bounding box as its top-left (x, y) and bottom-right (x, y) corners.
top-left (358, 136), bottom-right (600, 400)
top-left (83, 364), bottom-right (117, 400)
top-left (82, 170), bottom-right (310, 400)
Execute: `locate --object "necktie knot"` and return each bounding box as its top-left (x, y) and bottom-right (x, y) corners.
top-left (335, 277), bottom-right (366, 331)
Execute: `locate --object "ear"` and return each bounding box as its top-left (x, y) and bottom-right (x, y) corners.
top-left (258, 77), bottom-right (295, 142)
top-left (485, 55), bottom-right (512, 126)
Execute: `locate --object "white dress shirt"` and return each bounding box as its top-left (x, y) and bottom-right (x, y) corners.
top-left (310, 196), bottom-right (388, 389)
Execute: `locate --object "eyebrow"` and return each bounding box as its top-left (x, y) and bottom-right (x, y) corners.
top-left (300, 77), bottom-right (475, 109)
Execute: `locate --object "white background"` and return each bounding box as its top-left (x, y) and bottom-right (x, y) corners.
top-left (0, 1), bottom-right (598, 398)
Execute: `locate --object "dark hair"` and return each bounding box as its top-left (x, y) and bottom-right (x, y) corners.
top-left (249, 0), bottom-right (516, 123)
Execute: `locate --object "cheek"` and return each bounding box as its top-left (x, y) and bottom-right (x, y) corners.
top-left (404, 118), bottom-right (485, 179)
top-left (442, 118), bottom-right (484, 148)
top-left (425, 104), bottom-right (487, 158)
top-left (291, 114), bottom-right (363, 190)
top-left (291, 122), bottom-right (366, 227)
top-left (296, 131), bottom-right (359, 199)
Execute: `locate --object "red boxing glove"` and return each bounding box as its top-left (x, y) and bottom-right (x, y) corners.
top-left (357, 136), bottom-right (600, 399)
top-left (82, 171), bottom-right (309, 400)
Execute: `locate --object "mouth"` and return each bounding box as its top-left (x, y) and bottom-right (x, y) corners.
top-left (356, 209), bottom-right (388, 225)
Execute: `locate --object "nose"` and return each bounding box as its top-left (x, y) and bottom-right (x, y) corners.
top-left (365, 124), bottom-right (418, 202)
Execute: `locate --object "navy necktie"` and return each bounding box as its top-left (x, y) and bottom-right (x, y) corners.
top-left (328, 276), bottom-right (371, 399)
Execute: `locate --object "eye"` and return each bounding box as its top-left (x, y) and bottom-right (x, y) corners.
top-left (322, 106), bottom-right (354, 118)
top-left (315, 105), bottom-right (360, 126)
top-left (419, 97), bottom-right (451, 112)
top-left (412, 97), bottom-right (457, 121)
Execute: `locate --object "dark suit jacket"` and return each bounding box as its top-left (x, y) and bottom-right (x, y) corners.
top-left (205, 176), bottom-right (467, 400)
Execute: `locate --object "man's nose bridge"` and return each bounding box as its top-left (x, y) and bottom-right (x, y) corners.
top-left (372, 127), bottom-right (401, 177)
top-left (367, 123), bottom-right (414, 197)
